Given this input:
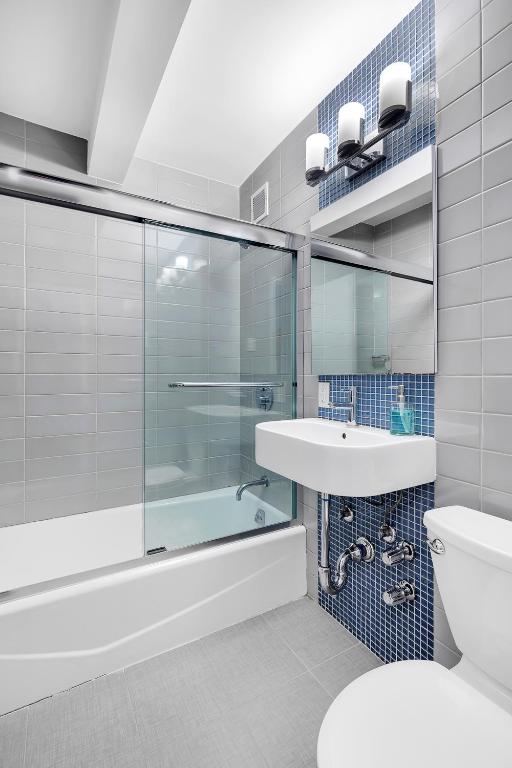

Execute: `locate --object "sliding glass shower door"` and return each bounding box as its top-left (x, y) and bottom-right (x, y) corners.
top-left (144, 224), bottom-right (295, 553)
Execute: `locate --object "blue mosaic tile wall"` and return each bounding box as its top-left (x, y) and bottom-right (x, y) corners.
top-left (318, 0), bottom-right (435, 209)
top-left (317, 374), bottom-right (435, 663)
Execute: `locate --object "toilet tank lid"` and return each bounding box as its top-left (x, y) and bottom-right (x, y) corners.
top-left (424, 506), bottom-right (512, 573)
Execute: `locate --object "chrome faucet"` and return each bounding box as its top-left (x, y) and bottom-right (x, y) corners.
top-left (328, 385), bottom-right (357, 426)
top-left (236, 475), bottom-right (269, 501)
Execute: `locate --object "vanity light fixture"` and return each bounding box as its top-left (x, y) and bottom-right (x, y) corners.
top-left (378, 62), bottom-right (412, 130)
top-left (337, 102), bottom-right (365, 161)
top-left (305, 61), bottom-right (413, 186)
top-left (305, 133), bottom-right (329, 185)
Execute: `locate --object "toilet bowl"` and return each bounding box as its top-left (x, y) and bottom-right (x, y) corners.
top-left (317, 506), bottom-right (512, 767)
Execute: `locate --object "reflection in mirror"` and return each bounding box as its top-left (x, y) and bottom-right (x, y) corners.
top-left (312, 260), bottom-right (389, 374)
top-left (332, 203), bottom-right (433, 275)
top-left (311, 202), bottom-right (435, 375)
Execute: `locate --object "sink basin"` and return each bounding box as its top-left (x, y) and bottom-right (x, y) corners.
top-left (255, 418), bottom-right (436, 497)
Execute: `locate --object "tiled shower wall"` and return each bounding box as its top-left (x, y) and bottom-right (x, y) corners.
top-left (434, 0), bottom-right (512, 667)
top-left (0, 113), bottom-right (238, 527)
top-left (0, 199), bottom-right (144, 526)
top-left (144, 228), bottom-right (243, 503)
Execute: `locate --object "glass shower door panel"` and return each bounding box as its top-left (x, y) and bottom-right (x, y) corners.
top-left (144, 224), bottom-right (295, 554)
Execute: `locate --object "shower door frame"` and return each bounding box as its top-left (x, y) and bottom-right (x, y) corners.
top-left (0, 162), bottom-right (303, 601)
top-left (0, 163), bottom-right (303, 251)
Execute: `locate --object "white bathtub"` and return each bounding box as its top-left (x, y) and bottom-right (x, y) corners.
top-left (0, 504), bottom-right (144, 593)
top-left (0, 488), bottom-right (288, 593)
top-left (145, 485), bottom-right (290, 551)
top-left (0, 524), bottom-right (306, 714)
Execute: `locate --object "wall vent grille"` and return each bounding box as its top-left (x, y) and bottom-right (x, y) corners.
top-left (251, 182), bottom-right (269, 223)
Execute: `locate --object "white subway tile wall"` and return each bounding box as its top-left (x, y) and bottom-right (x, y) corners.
top-left (0, 199), bottom-right (144, 525)
top-left (0, 115), bottom-right (239, 527)
top-left (434, 0), bottom-right (512, 666)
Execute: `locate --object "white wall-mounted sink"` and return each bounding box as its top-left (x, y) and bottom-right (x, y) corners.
top-left (256, 418), bottom-right (436, 497)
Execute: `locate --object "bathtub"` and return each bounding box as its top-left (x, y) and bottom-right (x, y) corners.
top-left (0, 504), bottom-right (144, 593)
top-left (0, 488), bottom-right (289, 593)
top-left (0, 518), bottom-right (306, 714)
top-left (145, 485), bottom-right (290, 551)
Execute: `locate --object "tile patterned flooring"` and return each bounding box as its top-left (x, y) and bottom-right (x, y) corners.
top-left (0, 597), bottom-right (381, 768)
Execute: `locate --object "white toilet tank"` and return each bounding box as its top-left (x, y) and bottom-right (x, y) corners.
top-left (425, 506), bottom-right (512, 692)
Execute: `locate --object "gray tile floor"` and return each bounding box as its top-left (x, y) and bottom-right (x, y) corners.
top-left (0, 597), bottom-right (381, 768)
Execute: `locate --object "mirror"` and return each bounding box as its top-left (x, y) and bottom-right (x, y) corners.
top-left (311, 201), bottom-right (435, 375)
top-left (310, 147), bottom-right (436, 375)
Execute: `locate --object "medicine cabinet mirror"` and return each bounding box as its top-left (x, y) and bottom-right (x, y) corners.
top-left (310, 146), bottom-right (436, 375)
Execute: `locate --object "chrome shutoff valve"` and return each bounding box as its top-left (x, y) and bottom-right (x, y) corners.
top-left (382, 540), bottom-right (414, 566)
top-left (383, 580), bottom-right (415, 606)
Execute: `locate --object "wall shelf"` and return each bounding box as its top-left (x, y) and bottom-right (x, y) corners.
top-left (310, 147), bottom-right (434, 236)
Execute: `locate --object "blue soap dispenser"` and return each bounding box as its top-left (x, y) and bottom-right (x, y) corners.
top-left (390, 384), bottom-right (415, 435)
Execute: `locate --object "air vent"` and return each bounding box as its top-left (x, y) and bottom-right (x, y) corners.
top-left (251, 182), bottom-right (269, 224)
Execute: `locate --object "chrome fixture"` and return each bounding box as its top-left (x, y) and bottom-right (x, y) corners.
top-left (169, 382), bottom-right (280, 410)
top-left (236, 476), bottom-right (269, 501)
top-left (383, 580), bottom-right (415, 606)
top-left (168, 381), bottom-right (283, 388)
top-left (169, 381), bottom-right (278, 410)
top-left (376, 490), bottom-right (403, 544)
top-left (257, 386), bottom-right (274, 411)
top-left (328, 386), bottom-right (357, 426)
top-left (427, 537), bottom-right (445, 555)
top-left (0, 165), bottom-right (305, 253)
top-left (379, 522), bottom-right (396, 544)
top-left (305, 61), bottom-right (412, 186)
top-left (254, 508), bottom-right (266, 526)
top-left (319, 493), bottom-right (374, 595)
top-left (339, 498), bottom-right (355, 523)
top-left (382, 541), bottom-right (415, 566)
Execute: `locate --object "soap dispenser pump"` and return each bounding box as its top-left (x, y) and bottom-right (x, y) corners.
top-left (390, 384), bottom-right (415, 435)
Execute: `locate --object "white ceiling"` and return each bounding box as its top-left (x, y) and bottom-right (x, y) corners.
top-left (136, 0), bottom-right (419, 185)
top-left (0, 0), bottom-right (418, 186)
top-left (0, 0), bottom-right (119, 139)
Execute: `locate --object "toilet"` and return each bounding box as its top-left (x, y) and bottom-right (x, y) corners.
top-left (317, 505), bottom-right (512, 767)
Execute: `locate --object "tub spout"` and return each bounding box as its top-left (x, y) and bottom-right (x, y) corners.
top-left (236, 476), bottom-right (269, 501)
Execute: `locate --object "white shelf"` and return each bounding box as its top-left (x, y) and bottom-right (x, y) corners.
top-left (310, 146), bottom-right (434, 236)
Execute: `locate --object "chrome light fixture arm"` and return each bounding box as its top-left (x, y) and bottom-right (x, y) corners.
top-left (306, 116), bottom-right (407, 187)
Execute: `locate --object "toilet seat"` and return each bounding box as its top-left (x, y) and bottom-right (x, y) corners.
top-left (317, 660), bottom-right (512, 768)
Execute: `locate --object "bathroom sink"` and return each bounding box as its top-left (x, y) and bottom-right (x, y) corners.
top-left (255, 418), bottom-right (435, 497)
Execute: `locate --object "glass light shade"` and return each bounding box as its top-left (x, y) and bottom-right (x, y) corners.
top-left (305, 133), bottom-right (329, 172)
top-left (337, 102), bottom-right (365, 160)
top-left (378, 62), bottom-right (412, 130)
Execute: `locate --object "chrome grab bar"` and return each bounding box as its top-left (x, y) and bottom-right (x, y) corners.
top-left (168, 381), bottom-right (283, 388)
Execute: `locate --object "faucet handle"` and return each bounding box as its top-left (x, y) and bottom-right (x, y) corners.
top-left (383, 580), bottom-right (415, 606)
top-left (382, 540), bottom-right (414, 566)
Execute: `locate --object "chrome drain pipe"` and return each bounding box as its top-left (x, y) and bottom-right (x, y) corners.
top-left (318, 493), bottom-right (375, 595)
